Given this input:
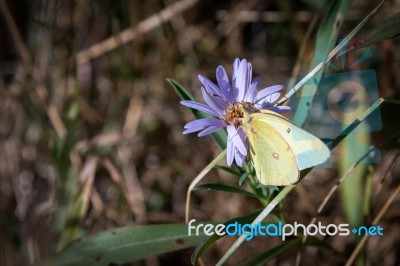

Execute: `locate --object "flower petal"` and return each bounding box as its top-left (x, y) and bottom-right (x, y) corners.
top-left (266, 106), bottom-right (291, 113)
top-left (198, 75), bottom-right (228, 108)
top-left (184, 118), bottom-right (225, 129)
top-left (216, 66), bottom-right (234, 102)
top-left (180, 100), bottom-right (220, 117)
top-left (245, 77), bottom-right (259, 103)
top-left (234, 150), bottom-right (245, 167)
top-left (265, 92), bottom-right (280, 103)
top-left (201, 87), bottom-right (224, 115)
top-left (256, 92), bottom-right (281, 109)
top-left (198, 125), bottom-right (224, 137)
top-left (183, 127), bottom-right (204, 134)
top-left (198, 75), bottom-right (219, 95)
top-left (227, 138), bottom-right (235, 166)
top-left (256, 85), bottom-right (283, 102)
top-left (235, 59), bottom-right (249, 101)
top-left (232, 58), bottom-right (240, 99)
top-left (227, 125), bottom-right (247, 156)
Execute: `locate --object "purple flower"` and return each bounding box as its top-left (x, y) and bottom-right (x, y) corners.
top-left (181, 58), bottom-right (290, 167)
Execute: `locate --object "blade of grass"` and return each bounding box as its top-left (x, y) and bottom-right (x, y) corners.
top-left (277, 0), bottom-right (387, 108)
top-left (193, 183), bottom-right (258, 198)
top-left (339, 96), bottom-right (370, 228)
top-left (214, 165), bottom-right (242, 177)
top-left (36, 224), bottom-right (207, 266)
top-left (216, 185), bottom-right (295, 266)
top-left (57, 157), bottom-right (98, 250)
top-left (291, 0), bottom-right (351, 126)
top-left (185, 150), bottom-right (226, 223)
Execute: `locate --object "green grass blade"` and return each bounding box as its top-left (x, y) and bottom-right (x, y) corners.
top-left (36, 224), bottom-right (207, 266)
top-left (339, 85), bottom-right (372, 228)
top-left (168, 78), bottom-right (227, 149)
top-left (193, 183), bottom-right (258, 198)
top-left (291, 0), bottom-right (351, 126)
top-left (216, 185), bottom-right (295, 266)
top-left (339, 123), bottom-right (369, 227)
top-left (214, 165), bottom-right (242, 177)
top-left (57, 157), bottom-right (97, 250)
top-left (167, 78), bottom-right (196, 102)
top-left (278, 0), bottom-right (387, 117)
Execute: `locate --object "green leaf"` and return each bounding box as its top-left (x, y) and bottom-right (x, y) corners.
top-left (239, 173), bottom-right (249, 186)
top-left (36, 224), bottom-right (207, 266)
top-left (168, 78), bottom-right (227, 150)
top-left (292, 0), bottom-right (351, 126)
top-left (215, 165), bottom-right (242, 177)
top-left (193, 183), bottom-right (258, 198)
top-left (167, 78), bottom-right (196, 102)
top-left (191, 210), bottom-right (262, 264)
top-left (339, 113), bottom-right (369, 227)
top-left (57, 157), bottom-right (97, 250)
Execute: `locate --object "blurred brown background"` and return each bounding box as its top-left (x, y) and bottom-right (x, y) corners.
top-left (0, 0), bottom-right (399, 265)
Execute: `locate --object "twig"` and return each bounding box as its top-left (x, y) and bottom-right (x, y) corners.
top-left (287, 14), bottom-right (319, 91)
top-left (185, 150), bottom-right (226, 223)
top-left (76, 0), bottom-right (199, 64)
top-left (345, 185), bottom-right (400, 266)
top-left (373, 152), bottom-right (400, 207)
top-left (0, 0), bottom-right (32, 68)
top-left (216, 10), bottom-right (365, 23)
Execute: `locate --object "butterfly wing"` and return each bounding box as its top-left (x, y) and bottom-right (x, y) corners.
top-left (256, 110), bottom-right (330, 170)
top-left (242, 114), bottom-right (299, 186)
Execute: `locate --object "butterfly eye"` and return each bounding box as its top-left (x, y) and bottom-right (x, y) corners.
top-left (273, 152), bottom-right (279, 159)
top-left (287, 128), bottom-right (291, 133)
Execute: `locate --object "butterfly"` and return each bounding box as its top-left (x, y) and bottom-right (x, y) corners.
top-left (240, 110), bottom-right (330, 186)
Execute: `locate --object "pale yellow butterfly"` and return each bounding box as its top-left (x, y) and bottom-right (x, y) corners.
top-left (240, 110), bottom-right (330, 186)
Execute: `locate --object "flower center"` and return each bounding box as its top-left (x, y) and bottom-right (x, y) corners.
top-left (225, 102), bottom-right (257, 128)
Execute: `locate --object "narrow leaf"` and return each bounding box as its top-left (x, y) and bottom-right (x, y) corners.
top-left (36, 224), bottom-right (207, 266)
top-left (292, 0), bottom-right (351, 126)
top-left (193, 183), bottom-right (258, 198)
top-left (214, 165), bottom-right (242, 177)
